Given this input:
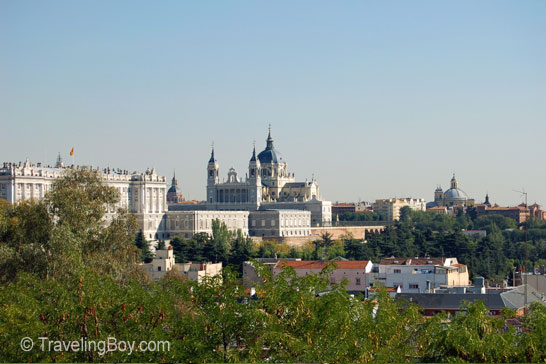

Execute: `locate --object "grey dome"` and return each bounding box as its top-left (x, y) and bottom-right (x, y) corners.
top-left (258, 148), bottom-right (278, 164)
top-left (168, 185), bottom-right (182, 194)
top-left (443, 188), bottom-right (468, 201)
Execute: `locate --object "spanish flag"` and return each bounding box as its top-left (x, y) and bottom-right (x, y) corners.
top-left (70, 147), bottom-right (74, 156)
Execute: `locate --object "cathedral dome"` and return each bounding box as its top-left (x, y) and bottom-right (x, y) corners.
top-left (167, 184), bottom-right (182, 194)
top-left (258, 148), bottom-right (278, 164)
top-left (443, 174), bottom-right (467, 201)
top-left (258, 127), bottom-right (279, 164)
top-left (443, 188), bottom-right (468, 201)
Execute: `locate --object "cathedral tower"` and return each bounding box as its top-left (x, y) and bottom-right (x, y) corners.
top-left (248, 144), bottom-right (262, 204)
top-left (206, 147), bottom-right (219, 203)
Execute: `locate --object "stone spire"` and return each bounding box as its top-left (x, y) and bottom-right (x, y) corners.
top-left (266, 124), bottom-right (274, 150)
top-left (250, 142), bottom-right (257, 162)
top-left (208, 144), bottom-right (216, 163)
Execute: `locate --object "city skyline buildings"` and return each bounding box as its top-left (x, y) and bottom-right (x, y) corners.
top-left (2, 1), bottom-right (545, 206)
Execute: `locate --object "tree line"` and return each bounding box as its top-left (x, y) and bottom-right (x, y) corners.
top-left (2, 170), bottom-right (546, 362)
top-left (162, 206), bottom-right (546, 282)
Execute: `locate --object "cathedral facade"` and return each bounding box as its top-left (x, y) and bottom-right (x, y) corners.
top-left (205, 129), bottom-right (332, 226)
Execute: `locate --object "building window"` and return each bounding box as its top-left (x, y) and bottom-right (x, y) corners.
top-left (158, 266), bottom-right (161, 271)
top-left (409, 284), bottom-right (419, 289)
top-left (356, 278), bottom-right (361, 286)
top-left (394, 269), bottom-right (401, 274)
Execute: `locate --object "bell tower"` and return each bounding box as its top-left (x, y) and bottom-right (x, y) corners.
top-left (450, 174), bottom-right (458, 189)
top-left (206, 146), bottom-right (219, 203)
top-left (248, 143), bottom-right (262, 205)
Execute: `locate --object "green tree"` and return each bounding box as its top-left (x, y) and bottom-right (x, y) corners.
top-left (134, 230), bottom-right (153, 263)
top-left (320, 232), bottom-right (333, 260)
top-left (229, 229), bottom-right (254, 271)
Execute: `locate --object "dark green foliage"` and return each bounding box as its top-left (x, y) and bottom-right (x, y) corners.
top-left (334, 211), bottom-right (384, 222)
top-left (2, 263), bottom-right (546, 363)
top-left (134, 230), bottom-right (153, 263)
top-left (228, 230), bottom-right (253, 272)
top-left (0, 169), bottom-right (140, 283)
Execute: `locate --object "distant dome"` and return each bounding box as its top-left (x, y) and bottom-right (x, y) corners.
top-left (443, 188), bottom-right (468, 201)
top-left (167, 173), bottom-right (184, 204)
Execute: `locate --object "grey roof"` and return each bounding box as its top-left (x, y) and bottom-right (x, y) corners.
top-left (398, 285), bottom-right (546, 311)
top-left (397, 293), bottom-right (506, 310)
top-left (284, 182), bottom-right (307, 187)
top-left (443, 188), bottom-right (468, 201)
top-left (500, 285), bottom-right (546, 309)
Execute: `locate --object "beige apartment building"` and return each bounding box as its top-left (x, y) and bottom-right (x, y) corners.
top-left (372, 197), bottom-right (426, 221)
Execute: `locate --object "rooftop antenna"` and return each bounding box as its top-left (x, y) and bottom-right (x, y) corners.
top-left (513, 188), bottom-right (527, 207)
top-left (513, 188), bottom-right (529, 242)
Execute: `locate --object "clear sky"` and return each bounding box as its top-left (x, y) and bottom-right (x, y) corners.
top-left (1, 1), bottom-right (545, 205)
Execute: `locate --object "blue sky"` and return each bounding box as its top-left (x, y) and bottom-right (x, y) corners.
top-left (1, 1), bottom-right (545, 205)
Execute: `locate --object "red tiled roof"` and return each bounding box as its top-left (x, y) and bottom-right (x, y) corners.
top-left (277, 260), bottom-right (369, 270)
top-left (333, 203), bottom-right (356, 207)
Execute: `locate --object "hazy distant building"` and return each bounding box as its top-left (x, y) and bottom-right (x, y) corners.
top-left (428, 174), bottom-right (475, 209)
top-left (166, 172), bottom-right (184, 204)
top-left (372, 197), bottom-right (426, 221)
top-left (475, 203), bottom-right (531, 224)
top-left (332, 203), bottom-right (356, 214)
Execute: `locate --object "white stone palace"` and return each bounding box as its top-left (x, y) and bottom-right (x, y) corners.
top-left (0, 156), bottom-right (167, 241)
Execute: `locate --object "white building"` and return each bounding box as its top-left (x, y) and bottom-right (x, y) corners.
top-left (144, 247), bottom-right (222, 282)
top-left (249, 209), bottom-right (311, 238)
top-left (374, 257), bottom-right (470, 293)
top-left (164, 210), bottom-right (249, 239)
top-left (0, 158), bottom-right (167, 241)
